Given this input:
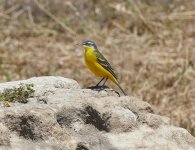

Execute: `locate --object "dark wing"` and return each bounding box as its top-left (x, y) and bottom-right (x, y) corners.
top-left (95, 50), bottom-right (118, 79)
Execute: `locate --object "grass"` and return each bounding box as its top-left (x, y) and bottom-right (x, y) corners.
top-left (0, 84), bottom-right (35, 104)
top-left (0, 0), bottom-right (194, 136)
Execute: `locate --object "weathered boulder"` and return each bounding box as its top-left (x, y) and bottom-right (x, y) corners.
top-left (0, 76), bottom-right (194, 150)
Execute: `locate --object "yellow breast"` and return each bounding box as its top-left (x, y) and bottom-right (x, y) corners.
top-left (84, 46), bottom-right (101, 76)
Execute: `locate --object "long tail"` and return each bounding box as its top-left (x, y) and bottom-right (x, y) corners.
top-left (117, 83), bottom-right (127, 96)
top-left (111, 77), bottom-right (127, 96)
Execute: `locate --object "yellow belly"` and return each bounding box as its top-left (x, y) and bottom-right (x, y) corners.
top-left (84, 47), bottom-right (118, 84)
top-left (85, 60), bottom-right (107, 77)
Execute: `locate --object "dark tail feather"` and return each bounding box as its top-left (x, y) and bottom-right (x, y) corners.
top-left (117, 83), bottom-right (127, 96)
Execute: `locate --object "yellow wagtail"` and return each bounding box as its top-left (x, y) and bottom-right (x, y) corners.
top-left (81, 40), bottom-right (127, 96)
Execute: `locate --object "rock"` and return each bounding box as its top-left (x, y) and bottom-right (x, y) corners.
top-left (0, 76), bottom-right (194, 150)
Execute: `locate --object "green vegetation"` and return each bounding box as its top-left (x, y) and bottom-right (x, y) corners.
top-left (0, 84), bottom-right (35, 104)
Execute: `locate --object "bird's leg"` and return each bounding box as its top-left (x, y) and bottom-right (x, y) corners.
top-left (101, 77), bottom-right (108, 87)
top-left (95, 77), bottom-right (105, 87)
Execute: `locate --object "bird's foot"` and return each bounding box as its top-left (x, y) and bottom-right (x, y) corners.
top-left (86, 85), bottom-right (109, 91)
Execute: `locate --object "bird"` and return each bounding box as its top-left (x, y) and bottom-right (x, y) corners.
top-left (80, 40), bottom-right (127, 96)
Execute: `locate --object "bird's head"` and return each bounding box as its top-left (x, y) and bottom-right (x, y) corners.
top-left (81, 40), bottom-right (98, 50)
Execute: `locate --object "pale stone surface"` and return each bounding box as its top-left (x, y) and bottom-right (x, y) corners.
top-left (0, 76), bottom-right (194, 150)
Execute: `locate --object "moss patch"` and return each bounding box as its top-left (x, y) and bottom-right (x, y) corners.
top-left (0, 84), bottom-right (35, 104)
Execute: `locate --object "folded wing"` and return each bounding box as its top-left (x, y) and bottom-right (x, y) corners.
top-left (95, 50), bottom-right (118, 80)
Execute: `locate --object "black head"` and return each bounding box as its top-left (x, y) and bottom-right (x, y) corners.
top-left (82, 41), bottom-right (98, 50)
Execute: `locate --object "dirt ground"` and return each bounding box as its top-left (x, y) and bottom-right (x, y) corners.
top-left (0, 0), bottom-right (195, 136)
